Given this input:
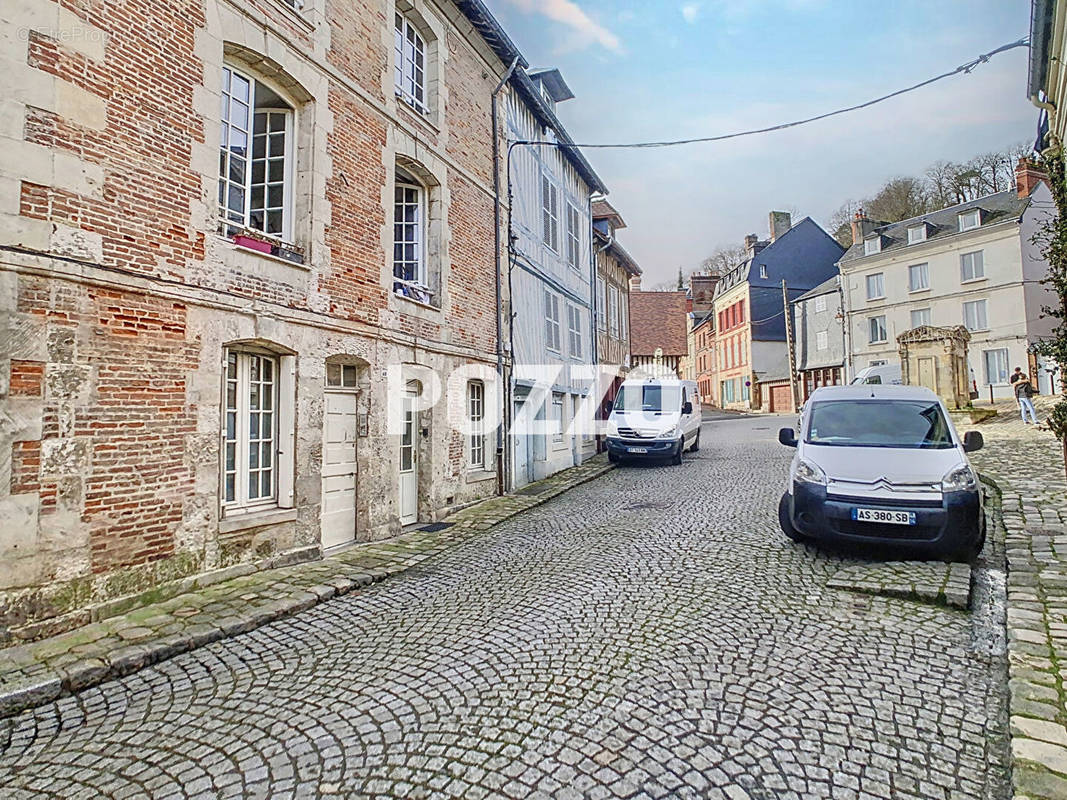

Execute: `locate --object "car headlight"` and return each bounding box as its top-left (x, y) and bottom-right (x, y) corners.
top-left (793, 458), bottom-right (827, 486)
top-left (942, 464), bottom-right (977, 492)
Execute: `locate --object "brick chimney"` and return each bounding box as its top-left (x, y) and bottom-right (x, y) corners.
top-left (744, 234), bottom-right (760, 256)
top-left (1016, 157), bottom-right (1048, 198)
top-left (850, 209), bottom-right (878, 245)
top-left (768, 211), bottom-right (792, 243)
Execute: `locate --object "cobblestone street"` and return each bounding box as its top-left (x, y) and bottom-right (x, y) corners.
top-left (0, 415), bottom-right (1009, 799)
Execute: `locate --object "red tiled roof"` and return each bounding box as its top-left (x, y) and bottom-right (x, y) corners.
top-left (629, 291), bottom-right (689, 356)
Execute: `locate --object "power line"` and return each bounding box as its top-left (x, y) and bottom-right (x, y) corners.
top-left (534, 38), bottom-right (1029, 151)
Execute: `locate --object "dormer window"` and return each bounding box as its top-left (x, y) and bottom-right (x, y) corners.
top-left (958, 209), bottom-right (981, 232)
top-left (863, 236), bottom-right (881, 256)
top-left (907, 224), bottom-right (927, 244)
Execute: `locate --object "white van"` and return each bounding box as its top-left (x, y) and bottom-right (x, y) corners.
top-left (850, 364), bottom-right (902, 386)
top-left (605, 377), bottom-right (702, 465)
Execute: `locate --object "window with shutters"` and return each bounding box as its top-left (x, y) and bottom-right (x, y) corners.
top-left (596, 277), bottom-right (607, 332)
top-left (566, 203), bottom-right (581, 269)
top-left (542, 174), bottom-right (559, 252)
top-left (568, 304), bottom-right (583, 358)
top-left (544, 290), bottom-right (561, 351)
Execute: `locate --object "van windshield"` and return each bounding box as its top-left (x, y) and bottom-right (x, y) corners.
top-left (806, 400), bottom-right (955, 449)
top-left (614, 385), bottom-right (681, 414)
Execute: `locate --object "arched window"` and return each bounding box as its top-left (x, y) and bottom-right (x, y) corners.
top-left (393, 166), bottom-right (427, 299)
top-left (394, 12), bottom-right (427, 113)
top-left (219, 64), bottom-right (295, 241)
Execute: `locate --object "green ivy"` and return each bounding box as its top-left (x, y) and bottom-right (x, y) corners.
top-left (1032, 149), bottom-right (1067, 443)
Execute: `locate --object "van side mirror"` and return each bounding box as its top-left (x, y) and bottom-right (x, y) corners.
top-left (963, 431), bottom-right (984, 453)
top-left (681, 401), bottom-right (693, 415)
top-left (778, 428), bottom-right (798, 448)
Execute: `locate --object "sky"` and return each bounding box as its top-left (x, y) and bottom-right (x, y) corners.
top-left (482, 0), bottom-right (1039, 286)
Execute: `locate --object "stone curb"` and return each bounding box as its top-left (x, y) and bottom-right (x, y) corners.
top-left (974, 468), bottom-right (1067, 799)
top-left (0, 457), bottom-right (615, 720)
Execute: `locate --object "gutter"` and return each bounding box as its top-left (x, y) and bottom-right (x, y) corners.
top-left (491, 56), bottom-right (520, 497)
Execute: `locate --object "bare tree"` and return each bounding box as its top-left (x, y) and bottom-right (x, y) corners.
top-left (700, 245), bottom-right (747, 275)
top-left (865, 176), bottom-right (931, 222)
top-left (828, 200), bottom-right (861, 248)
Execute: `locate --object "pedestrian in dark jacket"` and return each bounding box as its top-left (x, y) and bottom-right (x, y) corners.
top-left (1015, 374), bottom-right (1039, 424)
top-left (1010, 367), bottom-right (1024, 384)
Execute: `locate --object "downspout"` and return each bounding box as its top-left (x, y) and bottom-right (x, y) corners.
top-left (492, 56), bottom-right (519, 497)
top-left (838, 268), bottom-right (853, 381)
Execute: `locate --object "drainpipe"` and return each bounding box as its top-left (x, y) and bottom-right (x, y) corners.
top-left (491, 56), bottom-right (519, 497)
top-left (838, 270), bottom-right (853, 381)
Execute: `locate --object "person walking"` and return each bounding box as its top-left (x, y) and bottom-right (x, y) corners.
top-left (1015, 373), bottom-right (1039, 425)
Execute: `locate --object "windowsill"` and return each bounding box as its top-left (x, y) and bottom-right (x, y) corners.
top-left (396, 98), bottom-right (440, 134)
top-left (394, 292), bottom-right (441, 313)
top-left (219, 506), bottom-right (297, 533)
top-left (966, 328), bottom-right (990, 334)
top-left (221, 237), bottom-right (310, 270)
top-left (465, 469), bottom-right (496, 484)
top-left (869, 341), bottom-right (888, 346)
top-left (269, 0), bottom-right (315, 31)
top-left (961, 277), bottom-right (987, 285)
top-left (908, 287), bottom-right (930, 294)
top-left (866, 295), bottom-right (885, 302)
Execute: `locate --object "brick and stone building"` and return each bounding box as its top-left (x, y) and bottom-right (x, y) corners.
top-left (0, 0), bottom-right (526, 641)
top-left (628, 281), bottom-right (689, 379)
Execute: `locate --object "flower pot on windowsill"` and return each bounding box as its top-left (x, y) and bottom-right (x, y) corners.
top-left (233, 234), bottom-right (272, 253)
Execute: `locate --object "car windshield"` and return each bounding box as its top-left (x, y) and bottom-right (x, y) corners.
top-left (806, 400), bottom-right (955, 449)
top-left (614, 384), bottom-right (681, 414)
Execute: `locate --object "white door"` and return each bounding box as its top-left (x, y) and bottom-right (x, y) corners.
top-left (321, 391), bottom-right (358, 549)
top-left (399, 387), bottom-right (418, 525)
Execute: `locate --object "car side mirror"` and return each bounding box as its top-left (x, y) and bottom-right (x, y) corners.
top-left (681, 401), bottom-right (693, 415)
top-left (963, 431), bottom-right (984, 453)
top-left (778, 427), bottom-right (798, 448)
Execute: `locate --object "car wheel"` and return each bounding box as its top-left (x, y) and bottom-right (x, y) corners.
top-left (954, 513), bottom-right (987, 561)
top-left (689, 429), bottom-right (701, 452)
top-left (608, 451), bottom-right (619, 464)
top-left (778, 493), bottom-right (809, 543)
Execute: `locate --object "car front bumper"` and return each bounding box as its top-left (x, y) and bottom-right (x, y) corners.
top-left (788, 481), bottom-right (982, 557)
top-left (605, 436), bottom-right (681, 458)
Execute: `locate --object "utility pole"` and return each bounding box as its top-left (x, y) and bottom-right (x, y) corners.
top-left (782, 279), bottom-right (800, 411)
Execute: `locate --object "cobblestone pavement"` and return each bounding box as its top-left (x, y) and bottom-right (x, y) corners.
top-left (0, 416), bottom-right (1008, 799)
top-left (968, 396), bottom-right (1067, 799)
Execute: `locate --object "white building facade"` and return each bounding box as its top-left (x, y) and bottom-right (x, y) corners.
top-left (504, 70), bottom-right (606, 488)
top-left (840, 174), bottom-right (1056, 399)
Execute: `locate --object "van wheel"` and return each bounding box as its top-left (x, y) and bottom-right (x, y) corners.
top-left (955, 514), bottom-right (987, 561)
top-left (689, 430), bottom-right (701, 452)
top-left (670, 443), bottom-right (683, 466)
top-left (778, 493), bottom-right (809, 543)
top-left (608, 451), bottom-right (619, 464)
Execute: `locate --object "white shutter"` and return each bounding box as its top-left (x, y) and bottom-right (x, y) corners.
top-left (277, 354), bottom-right (297, 508)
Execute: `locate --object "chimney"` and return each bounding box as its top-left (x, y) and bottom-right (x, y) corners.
top-left (744, 234), bottom-right (759, 256)
top-left (629, 275), bottom-right (641, 293)
top-left (768, 211), bottom-right (792, 243)
top-left (1016, 157), bottom-right (1048, 198)
top-left (850, 209), bottom-right (878, 245)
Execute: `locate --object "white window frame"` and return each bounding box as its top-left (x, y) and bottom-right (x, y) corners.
top-left (816, 330), bottom-right (828, 351)
top-left (907, 225), bottom-right (927, 244)
top-left (393, 172), bottom-right (427, 292)
top-left (866, 273), bottom-right (885, 300)
top-left (963, 299), bottom-right (988, 332)
top-left (960, 250), bottom-right (985, 283)
top-left (814, 295), bottom-right (827, 313)
top-left (759, 264), bottom-right (768, 279)
top-left (864, 237), bottom-right (881, 255)
top-left (223, 348), bottom-right (295, 515)
top-left (868, 315), bottom-right (887, 344)
top-left (908, 263), bottom-right (929, 292)
top-left (551, 392), bottom-right (564, 443)
top-left (958, 209), bottom-right (981, 232)
top-left (910, 307), bottom-right (931, 328)
top-left (596, 277), bottom-right (607, 332)
top-left (566, 203), bottom-right (581, 269)
top-left (394, 12), bottom-right (427, 113)
top-left (542, 174), bottom-right (560, 252)
top-left (544, 289), bottom-right (561, 351)
top-left (983, 348), bottom-right (1009, 385)
top-left (568, 304), bottom-right (583, 358)
top-left (467, 380), bottom-right (485, 468)
top-left (620, 293), bottom-right (629, 341)
top-left (219, 65), bottom-right (295, 242)
top-left (608, 284), bottom-right (620, 339)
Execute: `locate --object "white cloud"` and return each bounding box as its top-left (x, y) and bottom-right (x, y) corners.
top-left (504, 0), bottom-right (622, 52)
top-left (681, 3), bottom-right (701, 24)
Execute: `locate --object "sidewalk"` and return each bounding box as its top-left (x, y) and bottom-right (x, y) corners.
top-left (0, 455), bottom-right (613, 719)
top-left (969, 395), bottom-right (1067, 799)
